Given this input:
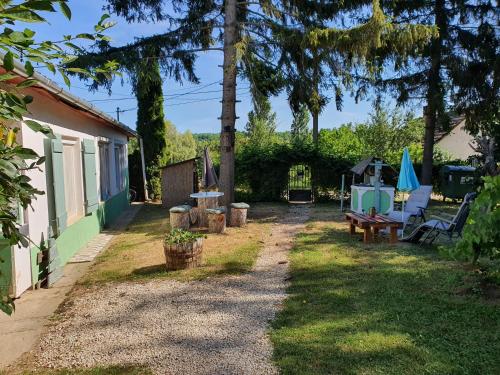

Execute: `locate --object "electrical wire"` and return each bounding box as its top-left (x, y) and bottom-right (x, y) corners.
top-left (104, 90), bottom-right (252, 114)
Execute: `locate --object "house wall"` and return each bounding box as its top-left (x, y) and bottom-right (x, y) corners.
top-left (6, 88), bottom-right (131, 296)
top-left (0, 239), bottom-right (12, 295)
top-left (436, 120), bottom-right (477, 160)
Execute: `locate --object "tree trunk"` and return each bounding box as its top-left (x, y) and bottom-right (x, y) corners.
top-left (219, 0), bottom-right (237, 208)
top-left (312, 111), bottom-right (319, 145)
top-left (312, 56), bottom-right (319, 146)
top-left (422, 105), bottom-right (435, 185)
top-left (208, 212), bottom-right (226, 233)
top-left (422, 0), bottom-right (446, 185)
top-left (169, 211), bottom-right (190, 230)
top-left (230, 207), bottom-right (247, 227)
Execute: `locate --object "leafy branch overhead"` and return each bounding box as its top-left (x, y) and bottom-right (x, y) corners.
top-left (0, 0), bottom-right (119, 315)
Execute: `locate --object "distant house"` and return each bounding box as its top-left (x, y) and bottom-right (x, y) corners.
top-left (434, 116), bottom-right (477, 160)
top-left (0, 63), bottom-right (136, 298)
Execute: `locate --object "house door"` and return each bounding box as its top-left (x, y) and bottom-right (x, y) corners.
top-left (288, 164), bottom-right (312, 202)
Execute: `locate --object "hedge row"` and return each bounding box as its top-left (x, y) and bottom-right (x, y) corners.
top-left (235, 143), bottom-right (463, 202)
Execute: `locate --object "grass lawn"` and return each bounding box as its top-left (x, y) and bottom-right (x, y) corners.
top-left (271, 202), bottom-right (500, 375)
top-left (80, 202), bottom-right (286, 285)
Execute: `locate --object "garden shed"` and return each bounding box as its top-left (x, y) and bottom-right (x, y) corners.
top-left (161, 158), bottom-right (200, 208)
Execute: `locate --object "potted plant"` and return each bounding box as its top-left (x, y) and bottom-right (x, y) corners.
top-left (163, 229), bottom-right (205, 270)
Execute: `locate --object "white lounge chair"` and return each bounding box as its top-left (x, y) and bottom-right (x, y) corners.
top-left (386, 185), bottom-right (433, 229)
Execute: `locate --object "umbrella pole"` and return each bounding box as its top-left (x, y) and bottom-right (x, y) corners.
top-left (401, 193), bottom-right (405, 238)
top-left (340, 174), bottom-right (345, 212)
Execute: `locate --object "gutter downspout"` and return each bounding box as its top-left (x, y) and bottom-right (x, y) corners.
top-left (139, 137), bottom-right (149, 201)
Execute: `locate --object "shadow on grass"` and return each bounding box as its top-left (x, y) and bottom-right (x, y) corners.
top-left (271, 225), bottom-right (500, 375)
top-left (131, 242), bottom-right (260, 281)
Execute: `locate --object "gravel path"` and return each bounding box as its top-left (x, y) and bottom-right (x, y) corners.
top-left (33, 204), bottom-right (310, 374)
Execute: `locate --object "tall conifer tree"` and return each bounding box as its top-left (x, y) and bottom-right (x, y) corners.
top-left (134, 45), bottom-right (166, 197)
top-left (377, 0), bottom-right (497, 183)
top-left (73, 0), bottom-right (435, 203)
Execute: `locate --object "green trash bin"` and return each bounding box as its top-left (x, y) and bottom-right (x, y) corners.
top-left (440, 165), bottom-right (476, 201)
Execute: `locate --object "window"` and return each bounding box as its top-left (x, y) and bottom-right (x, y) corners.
top-left (62, 138), bottom-right (84, 225)
top-left (114, 143), bottom-right (126, 192)
top-left (99, 142), bottom-right (111, 200)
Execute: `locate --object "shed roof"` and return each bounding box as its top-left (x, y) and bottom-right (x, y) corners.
top-left (160, 157), bottom-right (200, 169)
top-left (351, 157), bottom-right (398, 180)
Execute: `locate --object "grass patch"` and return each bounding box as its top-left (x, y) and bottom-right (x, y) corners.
top-left (270, 203), bottom-right (500, 375)
top-left (80, 202), bottom-right (286, 284)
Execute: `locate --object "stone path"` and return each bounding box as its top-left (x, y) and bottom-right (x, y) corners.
top-left (69, 233), bottom-right (114, 263)
top-left (0, 203), bottom-right (143, 369)
top-left (27, 204), bottom-right (310, 375)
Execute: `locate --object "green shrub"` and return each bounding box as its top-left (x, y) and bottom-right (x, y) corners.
top-left (455, 175), bottom-right (500, 264)
top-left (164, 229), bottom-right (205, 245)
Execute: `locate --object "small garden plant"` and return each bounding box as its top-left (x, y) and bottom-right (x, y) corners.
top-left (454, 175), bottom-right (500, 264)
top-left (164, 229), bottom-right (205, 245)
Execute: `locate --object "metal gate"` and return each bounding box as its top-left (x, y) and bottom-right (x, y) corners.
top-left (288, 164), bottom-right (312, 202)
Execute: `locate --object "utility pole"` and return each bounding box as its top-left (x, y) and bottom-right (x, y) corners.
top-left (116, 107), bottom-right (121, 122)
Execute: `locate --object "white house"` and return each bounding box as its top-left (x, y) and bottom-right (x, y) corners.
top-left (0, 63), bottom-right (136, 298)
top-left (435, 116), bottom-right (477, 160)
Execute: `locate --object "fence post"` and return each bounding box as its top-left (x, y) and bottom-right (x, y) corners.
top-left (340, 174), bottom-right (345, 212)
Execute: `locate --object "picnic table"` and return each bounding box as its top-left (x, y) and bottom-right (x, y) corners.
top-left (345, 212), bottom-right (403, 244)
top-left (190, 191), bottom-right (224, 227)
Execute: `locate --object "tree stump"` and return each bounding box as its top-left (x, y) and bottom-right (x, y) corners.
top-left (197, 196), bottom-right (219, 227)
top-left (163, 238), bottom-right (203, 270)
top-left (169, 205), bottom-right (191, 230)
top-left (207, 207), bottom-right (226, 233)
top-left (230, 203), bottom-right (250, 227)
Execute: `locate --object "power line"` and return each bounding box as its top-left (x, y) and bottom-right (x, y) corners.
top-left (89, 86), bottom-right (250, 103)
top-left (104, 90), bottom-right (252, 115)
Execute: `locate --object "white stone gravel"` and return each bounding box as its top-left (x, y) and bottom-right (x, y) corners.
top-left (35, 205), bottom-right (310, 375)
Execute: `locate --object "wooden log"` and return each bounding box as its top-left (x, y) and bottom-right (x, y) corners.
top-left (207, 210), bottom-right (226, 233)
top-left (197, 196), bottom-right (219, 227)
top-left (169, 206), bottom-right (191, 230)
top-left (229, 203), bottom-right (249, 227)
top-left (163, 238), bottom-right (203, 270)
top-left (230, 208), bottom-right (247, 227)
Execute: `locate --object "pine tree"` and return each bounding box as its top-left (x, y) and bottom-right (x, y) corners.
top-left (134, 45), bottom-right (166, 198)
top-left (377, 0), bottom-right (497, 183)
top-left (275, 0), bottom-right (435, 147)
top-left (73, 0), bottom-right (435, 203)
top-left (291, 104), bottom-right (311, 145)
top-left (245, 95), bottom-right (277, 148)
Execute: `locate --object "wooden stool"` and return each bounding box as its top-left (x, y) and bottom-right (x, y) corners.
top-left (230, 202), bottom-right (250, 227)
top-left (169, 205), bottom-right (191, 230)
top-left (206, 207), bottom-right (226, 233)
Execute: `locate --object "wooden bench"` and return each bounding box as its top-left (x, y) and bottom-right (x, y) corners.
top-left (345, 212), bottom-right (403, 244)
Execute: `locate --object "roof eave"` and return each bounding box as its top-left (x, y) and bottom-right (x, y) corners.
top-left (5, 55), bottom-right (137, 138)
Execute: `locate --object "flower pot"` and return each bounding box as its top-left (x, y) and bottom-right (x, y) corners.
top-left (163, 237), bottom-right (203, 270)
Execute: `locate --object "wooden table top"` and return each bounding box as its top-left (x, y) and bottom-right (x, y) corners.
top-left (345, 212), bottom-right (402, 228)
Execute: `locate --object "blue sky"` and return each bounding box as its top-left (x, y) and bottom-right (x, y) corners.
top-left (29, 0), bottom-right (416, 134)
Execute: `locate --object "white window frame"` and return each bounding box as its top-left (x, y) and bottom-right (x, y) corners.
top-left (62, 137), bottom-right (84, 226)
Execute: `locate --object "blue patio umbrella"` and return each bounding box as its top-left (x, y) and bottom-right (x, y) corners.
top-left (397, 147), bottom-right (420, 234)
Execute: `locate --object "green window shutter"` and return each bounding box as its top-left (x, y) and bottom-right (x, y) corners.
top-left (51, 137), bottom-right (67, 235)
top-left (82, 139), bottom-right (99, 214)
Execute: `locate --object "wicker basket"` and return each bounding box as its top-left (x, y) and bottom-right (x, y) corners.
top-left (163, 237), bottom-right (203, 270)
